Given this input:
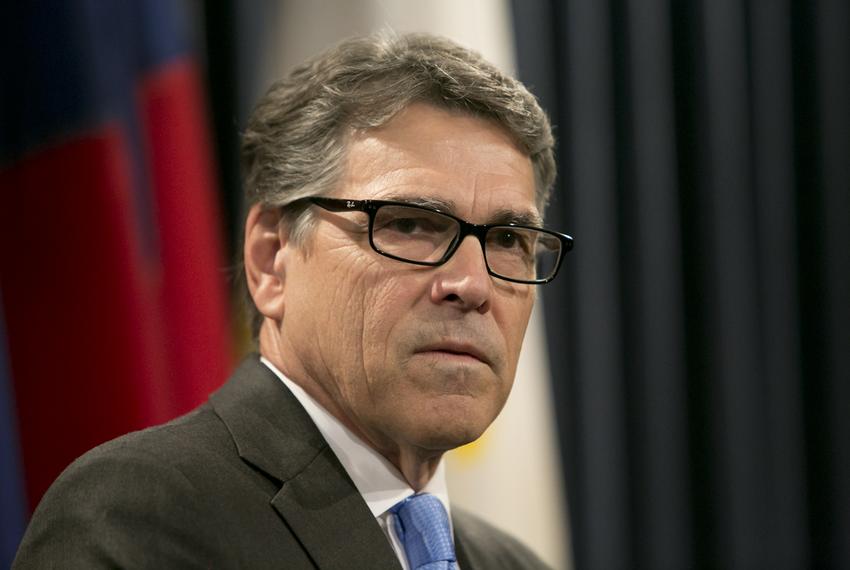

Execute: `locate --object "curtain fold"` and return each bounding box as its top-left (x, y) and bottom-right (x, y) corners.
top-left (512, 1), bottom-right (849, 568)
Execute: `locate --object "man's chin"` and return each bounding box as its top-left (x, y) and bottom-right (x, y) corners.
top-left (408, 416), bottom-right (490, 453)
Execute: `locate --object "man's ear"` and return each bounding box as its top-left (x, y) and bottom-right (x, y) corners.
top-left (244, 204), bottom-right (288, 321)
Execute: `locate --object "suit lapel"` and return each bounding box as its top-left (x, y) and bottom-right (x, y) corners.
top-left (454, 523), bottom-right (479, 569)
top-left (272, 446), bottom-right (402, 569)
top-left (210, 356), bottom-right (402, 569)
top-left (453, 509), bottom-right (498, 570)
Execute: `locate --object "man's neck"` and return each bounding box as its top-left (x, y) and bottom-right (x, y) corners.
top-left (394, 450), bottom-right (443, 491)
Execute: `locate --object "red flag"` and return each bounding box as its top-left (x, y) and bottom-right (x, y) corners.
top-left (0, 2), bottom-right (232, 511)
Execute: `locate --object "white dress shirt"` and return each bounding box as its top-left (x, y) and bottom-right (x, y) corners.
top-left (260, 357), bottom-right (453, 570)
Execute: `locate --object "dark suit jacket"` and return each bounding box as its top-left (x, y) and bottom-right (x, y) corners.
top-left (14, 356), bottom-right (552, 569)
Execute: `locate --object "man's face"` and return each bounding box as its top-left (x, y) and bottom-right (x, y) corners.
top-left (277, 103), bottom-right (538, 458)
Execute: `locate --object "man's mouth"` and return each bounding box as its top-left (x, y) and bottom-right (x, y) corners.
top-left (415, 341), bottom-right (491, 365)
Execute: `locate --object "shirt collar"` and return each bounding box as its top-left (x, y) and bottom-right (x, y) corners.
top-left (260, 357), bottom-right (451, 519)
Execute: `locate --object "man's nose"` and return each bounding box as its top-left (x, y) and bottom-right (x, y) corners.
top-left (429, 236), bottom-right (492, 312)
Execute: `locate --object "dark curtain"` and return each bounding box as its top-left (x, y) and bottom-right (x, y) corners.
top-left (512, 1), bottom-right (849, 568)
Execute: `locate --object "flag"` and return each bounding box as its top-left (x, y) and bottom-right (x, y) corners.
top-left (0, 303), bottom-right (26, 569)
top-left (0, 0), bottom-right (232, 539)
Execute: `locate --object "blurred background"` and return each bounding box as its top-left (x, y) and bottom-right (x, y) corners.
top-left (1, 1), bottom-right (847, 569)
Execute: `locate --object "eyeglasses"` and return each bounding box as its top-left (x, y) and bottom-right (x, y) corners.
top-left (293, 197), bottom-right (573, 284)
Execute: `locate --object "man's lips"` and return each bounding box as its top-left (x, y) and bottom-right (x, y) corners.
top-left (414, 341), bottom-right (491, 365)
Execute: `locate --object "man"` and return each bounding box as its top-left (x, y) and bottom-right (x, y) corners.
top-left (14, 32), bottom-right (572, 569)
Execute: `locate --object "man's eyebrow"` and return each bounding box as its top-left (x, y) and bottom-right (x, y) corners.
top-left (377, 194), bottom-right (542, 227)
top-left (380, 194), bottom-right (456, 212)
top-left (488, 209), bottom-right (544, 227)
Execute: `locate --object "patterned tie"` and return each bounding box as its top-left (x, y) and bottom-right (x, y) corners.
top-left (391, 493), bottom-right (458, 570)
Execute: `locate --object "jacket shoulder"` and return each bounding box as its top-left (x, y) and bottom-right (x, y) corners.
top-left (13, 405), bottom-right (244, 569)
top-left (453, 508), bottom-right (553, 570)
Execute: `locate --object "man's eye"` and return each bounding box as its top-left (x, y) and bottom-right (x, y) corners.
top-left (386, 217), bottom-right (447, 234)
top-left (494, 230), bottom-right (518, 248)
top-left (490, 229), bottom-right (534, 254)
top-left (391, 218), bottom-right (419, 233)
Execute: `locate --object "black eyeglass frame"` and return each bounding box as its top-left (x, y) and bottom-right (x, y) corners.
top-left (293, 196), bottom-right (573, 284)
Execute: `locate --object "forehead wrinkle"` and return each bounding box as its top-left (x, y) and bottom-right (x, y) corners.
top-left (343, 105), bottom-right (540, 224)
top-left (469, 165), bottom-right (540, 225)
top-left (344, 162), bottom-right (449, 199)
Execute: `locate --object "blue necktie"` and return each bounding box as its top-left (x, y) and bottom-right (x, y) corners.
top-left (391, 493), bottom-right (458, 570)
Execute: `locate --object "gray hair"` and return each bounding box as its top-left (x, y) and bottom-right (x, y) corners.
top-left (241, 31), bottom-right (556, 335)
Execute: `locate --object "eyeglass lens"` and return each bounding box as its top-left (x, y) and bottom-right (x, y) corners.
top-left (371, 204), bottom-right (561, 282)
